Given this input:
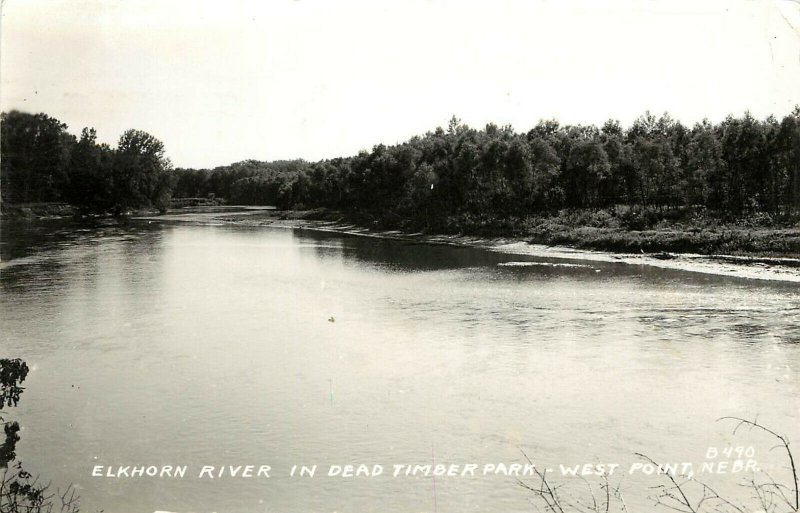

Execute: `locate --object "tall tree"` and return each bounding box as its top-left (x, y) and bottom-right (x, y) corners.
top-left (777, 109), bottom-right (800, 211)
top-left (65, 128), bottom-right (114, 212)
top-left (0, 111), bottom-right (74, 204)
top-left (565, 140), bottom-right (611, 207)
top-left (112, 129), bottom-right (173, 213)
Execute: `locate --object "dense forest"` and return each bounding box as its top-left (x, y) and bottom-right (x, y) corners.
top-left (0, 111), bottom-right (173, 214)
top-left (173, 109), bottom-right (800, 232)
top-left (3, 108), bottom-right (800, 233)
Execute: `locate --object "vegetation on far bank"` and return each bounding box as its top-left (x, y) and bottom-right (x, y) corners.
top-left (3, 108), bottom-right (800, 256)
top-left (169, 109), bottom-right (800, 232)
top-left (516, 207), bottom-right (800, 257)
top-left (1, 111), bottom-right (173, 215)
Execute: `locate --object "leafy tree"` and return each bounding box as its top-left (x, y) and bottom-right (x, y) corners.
top-left (630, 137), bottom-right (680, 206)
top-left (776, 110), bottom-right (800, 211)
top-left (112, 129), bottom-right (173, 213)
top-left (719, 113), bottom-right (767, 213)
top-left (64, 128), bottom-right (114, 213)
top-left (683, 121), bottom-right (724, 207)
top-left (528, 137), bottom-right (563, 208)
top-left (1, 358), bottom-right (78, 513)
top-left (565, 140), bottom-right (611, 207)
top-left (1, 359), bottom-right (28, 468)
top-left (0, 111), bottom-right (74, 204)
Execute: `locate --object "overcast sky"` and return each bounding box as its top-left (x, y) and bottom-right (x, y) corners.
top-left (2, 0), bottom-right (800, 168)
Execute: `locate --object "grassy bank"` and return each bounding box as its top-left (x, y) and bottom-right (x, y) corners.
top-left (307, 206), bottom-right (800, 259)
top-left (520, 213), bottom-right (800, 258)
top-left (526, 224), bottom-right (800, 258)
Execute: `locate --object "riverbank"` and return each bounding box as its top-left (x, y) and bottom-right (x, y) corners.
top-left (132, 206), bottom-right (800, 282)
top-left (0, 202), bottom-right (75, 219)
top-left (10, 202), bottom-right (800, 262)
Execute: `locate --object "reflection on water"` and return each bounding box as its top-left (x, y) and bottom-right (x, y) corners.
top-left (1, 219), bottom-right (799, 513)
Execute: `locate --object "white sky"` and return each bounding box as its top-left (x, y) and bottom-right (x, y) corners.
top-left (2, 0), bottom-right (800, 168)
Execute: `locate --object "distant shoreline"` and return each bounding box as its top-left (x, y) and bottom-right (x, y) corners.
top-left (128, 206), bottom-right (800, 283)
top-left (4, 203), bottom-right (799, 280)
top-left (5, 203), bottom-right (799, 266)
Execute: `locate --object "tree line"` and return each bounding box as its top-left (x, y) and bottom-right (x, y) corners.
top-left (174, 109), bottom-right (800, 231)
top-left (3, 108), bottom-right (800, 230)
top-left (1, 110), bottom-right (173, 214)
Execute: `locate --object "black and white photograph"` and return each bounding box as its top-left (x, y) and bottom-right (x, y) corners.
top-left (1, 1), bottom-right (799, 512)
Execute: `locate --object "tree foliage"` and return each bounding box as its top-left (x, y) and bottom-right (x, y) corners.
top-left (112, 129), bottom-right (173, 213)
top-left (0, 359), bottom-right (79, 513)
top-left (0, 112), bottom-right (74, 204)
top-left (170, 107), bottom-right (800, 231)
top-left (1, 111), bottom-right (171, 214)
top-left (4, 108), bottom-right (800, 228)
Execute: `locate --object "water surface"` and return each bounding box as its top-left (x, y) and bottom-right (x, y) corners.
top-left (1, 219), bottom-right (798, 513)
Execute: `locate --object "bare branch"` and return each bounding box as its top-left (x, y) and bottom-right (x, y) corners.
top-left (718, 416), bottom-right (798, 511)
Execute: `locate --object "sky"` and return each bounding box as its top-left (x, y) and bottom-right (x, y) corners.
top-left (1, 0), bottom-right (800, 169)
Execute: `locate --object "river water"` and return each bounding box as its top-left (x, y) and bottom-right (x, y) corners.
top-left (1, 219), bottom-right (799, 513)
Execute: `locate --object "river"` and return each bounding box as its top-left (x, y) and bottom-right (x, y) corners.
top-left (1, 218), bottom-right (799, 513)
